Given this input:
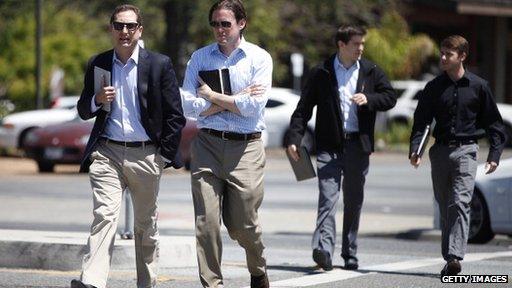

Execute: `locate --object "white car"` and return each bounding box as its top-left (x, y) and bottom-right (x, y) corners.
top-left (50, 95), bottom-right (79, 109)
top-left (434, 158), bottom-right (512, 244)
top-left (389, 80), bottom-right (512, 146)
top-left (0, 108), bottom-right (78, 150)
top-left (264, 87), bottom-right (316, 151)
top-left (469, 158), bottom-right (512, 243)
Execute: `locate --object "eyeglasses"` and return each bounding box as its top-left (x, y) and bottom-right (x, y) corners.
top-left (209, 21), bottom-right (232, 28)
top-left (112, 21), bottom-right (139, 31)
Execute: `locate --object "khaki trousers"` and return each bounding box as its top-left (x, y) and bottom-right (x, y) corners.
top-left (191, 131), bottom-right (267, 288)
top-left (81, 140), bottom-right (164, 288)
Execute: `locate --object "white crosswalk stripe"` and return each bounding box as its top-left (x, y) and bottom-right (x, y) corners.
top-left (241, 251), bottom-right (512, 287)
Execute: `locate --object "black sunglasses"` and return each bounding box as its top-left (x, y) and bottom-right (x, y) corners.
top-left (209, 21), bottom-right (232, 28)
top-left (112, 21), bottom-right (139, 31)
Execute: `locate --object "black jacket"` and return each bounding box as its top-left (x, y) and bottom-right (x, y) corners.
top-left (77, 48), bottom-right (186, 172)
top-left (286, 54), bottom-right (396, 154)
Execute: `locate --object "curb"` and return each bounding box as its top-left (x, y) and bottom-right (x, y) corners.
top-left (0, 229), bottom-right (197, 270)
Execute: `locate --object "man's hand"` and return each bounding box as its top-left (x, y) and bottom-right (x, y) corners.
top-left (95, 85), bottom-right (116, 106)
top-left (410, 153), bottom-right (421, 168)
top-left (241, 84), bottom-right (266, 97)
top-left (351, 93), bottom-right (367, 106)
top-left (484, 161), bottom-right (498, 174)
top-left (287, 144), bottom-right (300, 162)
top-left (197, 83), bottom-right (214, 101)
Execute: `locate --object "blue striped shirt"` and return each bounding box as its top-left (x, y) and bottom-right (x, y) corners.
top-left (181, 38), bottom-right (273, 133)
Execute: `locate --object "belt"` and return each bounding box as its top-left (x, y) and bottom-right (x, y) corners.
top-left (436, 139), bottom-right (477, 147)
top-left (201, 128), bottom-right (261, 141)
top-left (343, 132), bottom-right (359, 141)
top-left (101, 137), bottom-right (153, 148)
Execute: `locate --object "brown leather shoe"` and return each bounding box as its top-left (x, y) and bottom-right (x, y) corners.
top-left (250, 273), bottom-right (269, 288)
top-left (440, 259), bottom-right (461, 276)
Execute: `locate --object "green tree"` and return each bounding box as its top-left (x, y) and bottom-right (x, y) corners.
top-left (364, 11), bottom-right (438, 79)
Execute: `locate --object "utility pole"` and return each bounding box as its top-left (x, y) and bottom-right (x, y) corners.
top-left (35, 0), bottom-right (43, 109)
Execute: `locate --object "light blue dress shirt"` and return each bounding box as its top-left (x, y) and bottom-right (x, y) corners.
top-left (334, 56), bottom-right (360, 132)
top-left (181, 38), bottom-right (273, 133)
top-left (91, 45), bottom-right (150, 142)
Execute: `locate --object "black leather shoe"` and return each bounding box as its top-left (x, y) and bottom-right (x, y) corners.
top-left (344, 258), bottom-right (359, 270)
top-left (250, 273), bottom-right (269, 288)
top-left (313, 249), bottom-right (333, 271)
top-left (440, 259), bottom-right (461, 276)
top-left (70, 279), bottom-right (97, 288)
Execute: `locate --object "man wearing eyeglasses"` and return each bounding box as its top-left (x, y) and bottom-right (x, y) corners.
top-left (71, 4), bottom-right (185, 288)
top-left (181, 1), bottom-right (272, 287)
top-left (286, 25), bottom-right (396, 271)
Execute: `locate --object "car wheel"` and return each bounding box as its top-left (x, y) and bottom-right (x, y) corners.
top-left (37, 161), bottom-right (55, 173)
top-left (18, 127), bottom-right (37, 149)
top-left (468, 189), bottom-right (495, 244)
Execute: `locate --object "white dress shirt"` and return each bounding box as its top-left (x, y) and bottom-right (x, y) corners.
top-left (334, 56), bottom-right (360, 132)
top-left (91, 45), bottom-right (150, 142)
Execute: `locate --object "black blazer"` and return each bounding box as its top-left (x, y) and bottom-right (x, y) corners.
top-left (286, 54), bottom-right (397, 154)
top-left (77, 48), bottom-right (186, 172)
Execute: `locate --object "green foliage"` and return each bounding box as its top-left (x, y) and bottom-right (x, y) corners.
top-left (364, 11), bottom-right (438, 79)
top-left (0, 0), bottom-right (438, 112)
top-left (0, 0), bottom-right (164, 111)
top-left (376, 121), bottom-right (413, 147)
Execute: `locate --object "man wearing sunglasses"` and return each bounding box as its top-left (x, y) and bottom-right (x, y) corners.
top-left (181, 1), bottom-right (272, 287)
top-left (71, 4), bottom-right (185, 288)
top-left (286, 25), bottom-right (396, 271)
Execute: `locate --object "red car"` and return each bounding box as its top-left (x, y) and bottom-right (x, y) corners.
top-left (24, 118), bottom-right (198, 173)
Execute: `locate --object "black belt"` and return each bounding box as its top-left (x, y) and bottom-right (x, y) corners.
top-left (436, 139), bottom-right (477, 147)
top-left (343, 132), bottom-right (359, 141)
top-left (101, 137), bottom-right (153, 147)
top-left (201, 128), bottom-right (261, 141)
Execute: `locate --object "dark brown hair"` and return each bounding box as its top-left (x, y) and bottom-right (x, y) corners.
top-left (335, 25), bottom-right (367, 47)
top-left (110, 4), bottom-right (143, 25)
top-left (441, 35), bottom-right (468, 57)
top-left (209, 0), bottom-right (247, 32)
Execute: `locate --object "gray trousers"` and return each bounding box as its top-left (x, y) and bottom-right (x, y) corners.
top-left (312, 139), bottom-right (369, 261)
top-left (429, 143), bottom-right (478, 261)
top-left (191, 131), bottom-right (266, 288)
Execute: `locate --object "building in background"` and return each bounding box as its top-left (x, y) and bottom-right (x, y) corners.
top-left (402, 0), bottom-right (512, 104)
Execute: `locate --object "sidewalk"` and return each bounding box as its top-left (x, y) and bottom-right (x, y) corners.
top-left (0, 230), bottom-right (196, 270)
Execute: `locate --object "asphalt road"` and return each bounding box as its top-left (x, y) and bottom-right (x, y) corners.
top-left (0, 149), bottom-right (511, 287)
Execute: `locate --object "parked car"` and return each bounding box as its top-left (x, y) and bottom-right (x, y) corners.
top-left (50, 95), bottom-right (79, 109)
top-left (0, 108), bottom-right (78, 151)
top-left (264, 87), bottom-right (316, 152)
top-left (388, 80), bottom-right (512, 146)
top-left (24, 118), bottom-right (92, 172)
top-left (468, 158), bottom-right (512, 243)
top-left (433, 157), bottom-right (512, 244)
top-left (24, 117), bottom-right (199, 173)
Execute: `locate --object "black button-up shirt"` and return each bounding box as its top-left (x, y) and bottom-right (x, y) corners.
top-left (410, 71), bottom-right (507, 163)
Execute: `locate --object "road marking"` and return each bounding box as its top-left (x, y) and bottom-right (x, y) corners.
top-left (255, 251), bottom-right (512, 287)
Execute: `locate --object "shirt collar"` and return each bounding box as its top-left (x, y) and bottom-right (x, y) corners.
top-left (442, 69), bottom-right (471, 85)
top-left (210, 36), bottom-right (248, 57)
top-left (113, 44), bottom-right (140, 65)
top-left (334, 55), bottom-right (359, 72)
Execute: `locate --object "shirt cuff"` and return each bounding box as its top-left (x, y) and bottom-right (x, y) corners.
top-left (90, 95), bottom-right (102, 113)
